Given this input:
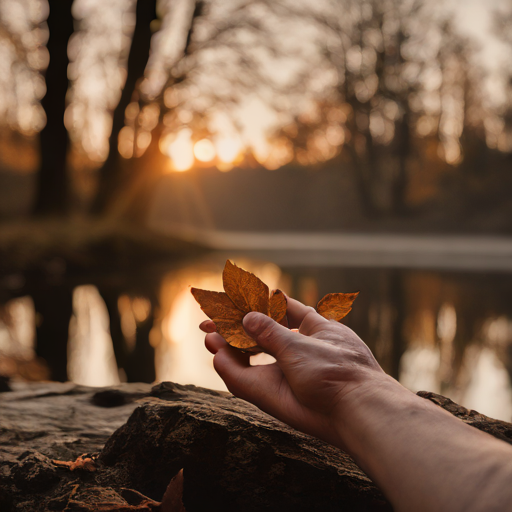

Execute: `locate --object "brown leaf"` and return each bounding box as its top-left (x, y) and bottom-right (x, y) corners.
top-left (214, 320), bottom-right (261, 353)
top-left (192, 262), bottom-right (358, 353)
top-left (223, 260), bottom-right (269, 315)
top-left (52, 454), bottom-right (98, 472)
top-left (190, 287), bottom-right (258, 351)
top-left (160, 469), bottom-right (186, 512)
top-left (269, 289), bottom-right (287, 323)
top-left (52, 459), bottom-right (73, 469)
top-left (190, 289), bottom-right (243, 322)
top-left (316, 292), bottom-right (359, 321)
top-left (191, 261), bottom-right (274, 352)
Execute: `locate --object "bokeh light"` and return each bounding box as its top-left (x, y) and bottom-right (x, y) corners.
top-left (215, 136), bottom-right (242, 164)
top-left (193, 138), bottom-right (216, 162)
top-left (165, 128), bottom-right (194, 171)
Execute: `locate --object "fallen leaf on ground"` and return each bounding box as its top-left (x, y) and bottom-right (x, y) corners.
top-left (52, 454), bottom-right (98, 472)
top-left (191, 260), bottom-right (358, 352)
top-left (160, 468), bottom-right (186, 512)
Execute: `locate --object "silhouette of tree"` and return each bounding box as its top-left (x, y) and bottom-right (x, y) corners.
top-left (33, 0), bottom-right (74, 216)
top-left (273, 0), bottom-right (486, 217)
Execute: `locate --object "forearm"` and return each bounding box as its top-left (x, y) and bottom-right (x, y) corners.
top-left (336, 375), bottom-right (512, 512)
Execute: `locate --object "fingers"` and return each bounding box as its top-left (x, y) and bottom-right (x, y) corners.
top-left (243, 312), bottom-right (304, 359)
top-left (213, 348), bottom-right (289, 414)
top-left (204, 332), bottom-right (227, 354)
top-left (298, 309), bottom-right (330, 336)
top-left (285, 296), bottom-right (329, 336)
top-left (199, 320), bottom-right (216, 333)
top-left (205, 333), bottom-right (251, 365)
top-left (285, 297), bottom-right (317, 329)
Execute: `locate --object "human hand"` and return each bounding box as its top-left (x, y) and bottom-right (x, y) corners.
top-left (200, 296), bottom-right (388, 448)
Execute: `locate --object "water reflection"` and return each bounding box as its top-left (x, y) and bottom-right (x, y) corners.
top-left (1, 257), bottom-right (512, 422)
top-left (68, 285), bottom-right (119, 387)
top-left (155, 259), bottom-right (286, 390)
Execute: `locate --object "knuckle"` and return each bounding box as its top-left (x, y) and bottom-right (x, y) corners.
top-left (257, 321), bottom-right (276, 345)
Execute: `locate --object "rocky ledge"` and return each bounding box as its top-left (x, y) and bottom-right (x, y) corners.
top-left (1, 381), bottom-right (511, 511)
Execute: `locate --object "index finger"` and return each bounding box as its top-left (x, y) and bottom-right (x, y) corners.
top-left (286, 296), bottom-right (317, 329)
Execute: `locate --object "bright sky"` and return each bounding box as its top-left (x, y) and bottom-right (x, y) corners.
top-left (450, 0), bottom-right (510, 103)
top-left (0, 0), bottom-right (510, 172)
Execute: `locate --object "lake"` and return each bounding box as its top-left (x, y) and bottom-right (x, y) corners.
top-left (1, 236), bottom-right (512, 421)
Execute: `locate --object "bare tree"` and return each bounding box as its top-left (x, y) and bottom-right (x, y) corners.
top-left (33, 0), bottom-right (74, 215)
top-left (272, 0), bottom-right (484, 217)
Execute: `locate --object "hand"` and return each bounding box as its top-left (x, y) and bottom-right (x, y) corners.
top-left (200, 296), bottom-right (388, 448)
top-left (203, 297), bottom-right (512, 512)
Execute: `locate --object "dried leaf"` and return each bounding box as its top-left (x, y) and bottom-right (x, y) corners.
top-left (190, 289), bottom-right (243, 322)
top-left (191, 261), bottom-right (274, 352)
top-left (316, 292), bottom-right (359, 321)
top-left (223, 260), bottom-right (269, 315)
top-left (52, 459), bottom-right (73, 469)
top-left (269, 289), bottom-right (287, 323)
top-left (52, 454), bottom-right (98, 472)
top-left (192, 261), bottom-right (358, 353)
top-left (160, 469), bottom-right (186, 512)
top-left (214, 320), bottom-right (260, 352)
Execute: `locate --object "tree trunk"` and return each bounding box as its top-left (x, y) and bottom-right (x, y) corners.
top-left (392, 111), bottom-right (410, 216)
top-left (92, 0), bottom-right (157, 214)
top-left (32, 285), bottom-right (73, 382)
top-left (100, 288), bottom-right (129, 378)
top-left (33, 0), bottom-right (74, 216)
top-left (345, 142), bottom-right (378, 218)
top-left (124, 302), bottom-right (156, 383)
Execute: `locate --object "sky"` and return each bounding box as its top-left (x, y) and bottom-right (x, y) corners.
top-left (451, 0), bottom-right (510, 103)
top-left (0, 0), bottom-right (510, 170)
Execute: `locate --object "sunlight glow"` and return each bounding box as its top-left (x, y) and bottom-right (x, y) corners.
top-left (156, 260), bottom-right (286, 388)
top-left (215, 136), bottom-right (242, 163)
top-left (68, 286), bottom-right (120, 387)
top-left (193, 138), bottom-right (216, 162)
top-left (166, 128), bottom-right (194, 171)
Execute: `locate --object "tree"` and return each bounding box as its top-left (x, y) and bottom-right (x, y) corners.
top-left (13, 0), bottom-right (287, 381)
top-left (33, 0), bottom-right (74, 215)
top-left (272, 0), bottom-right (485, 217)
top-left (92, 0), bottom-right (158, 214)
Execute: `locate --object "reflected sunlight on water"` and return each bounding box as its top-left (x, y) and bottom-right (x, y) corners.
top-left (155, 259), bottom-right (286, 391)
top-left (67, 285), bottom-right (119, 387)
top-left (1, 259), bottom-right (512, 421)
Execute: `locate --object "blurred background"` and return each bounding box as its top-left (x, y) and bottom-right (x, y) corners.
top-left (1, 0), bottom-right (512, 419)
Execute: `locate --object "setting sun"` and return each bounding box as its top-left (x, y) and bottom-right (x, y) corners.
top-left (165, 129), bottom-right (194, 171)
top-left (216, 136), bottom-right (242, 163)
top-left (194, 138), bottom-right (216, 162)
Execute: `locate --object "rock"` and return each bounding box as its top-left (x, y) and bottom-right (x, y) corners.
top-left (418, 391), bottom-right (512, 444)
top-left (2, 382), bottom-right (512, 511)
top-left (0, 375), bottom-right (11, 392)
top-left (0, 381), bottom-right (151, 460)
top-left (11, 451), bottom-right (60, 492)
top-left (99, 382), bottom-right (390, 511)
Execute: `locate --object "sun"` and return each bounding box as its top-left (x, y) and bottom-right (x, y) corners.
top-left (164, 129), bottom-right (194, 171)
top-left (162, 132), bottom-right (243, 172)
top-left (194, 139), bottom-right (216, 162)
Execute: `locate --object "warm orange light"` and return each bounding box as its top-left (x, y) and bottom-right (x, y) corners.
top-left (165, 129), bottom-right (194, 171)
top-left (215, 136), bottom-right (242, 163)
top-left (194, 138), bottom-right (216, 162)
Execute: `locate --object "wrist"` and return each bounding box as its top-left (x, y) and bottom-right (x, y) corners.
top-left (331, 373), bottom-right (423, 454)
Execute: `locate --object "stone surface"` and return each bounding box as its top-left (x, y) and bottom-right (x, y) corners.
top-left (99, 382), bottom-right (391, 511)
top-left (418, 391), bottom-right (512, 445)
top-left (2, 382), bottom-right (512, 511)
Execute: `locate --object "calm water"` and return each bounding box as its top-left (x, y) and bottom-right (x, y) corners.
top-left (1, 254), bottom-right (512, 421)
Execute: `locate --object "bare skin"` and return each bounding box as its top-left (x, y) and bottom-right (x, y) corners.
top-left (200, 297), bottom-right (512, 512)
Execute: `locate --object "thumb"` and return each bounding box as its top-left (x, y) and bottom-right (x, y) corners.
top-left (243, 312), bottom-right (301, 359)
